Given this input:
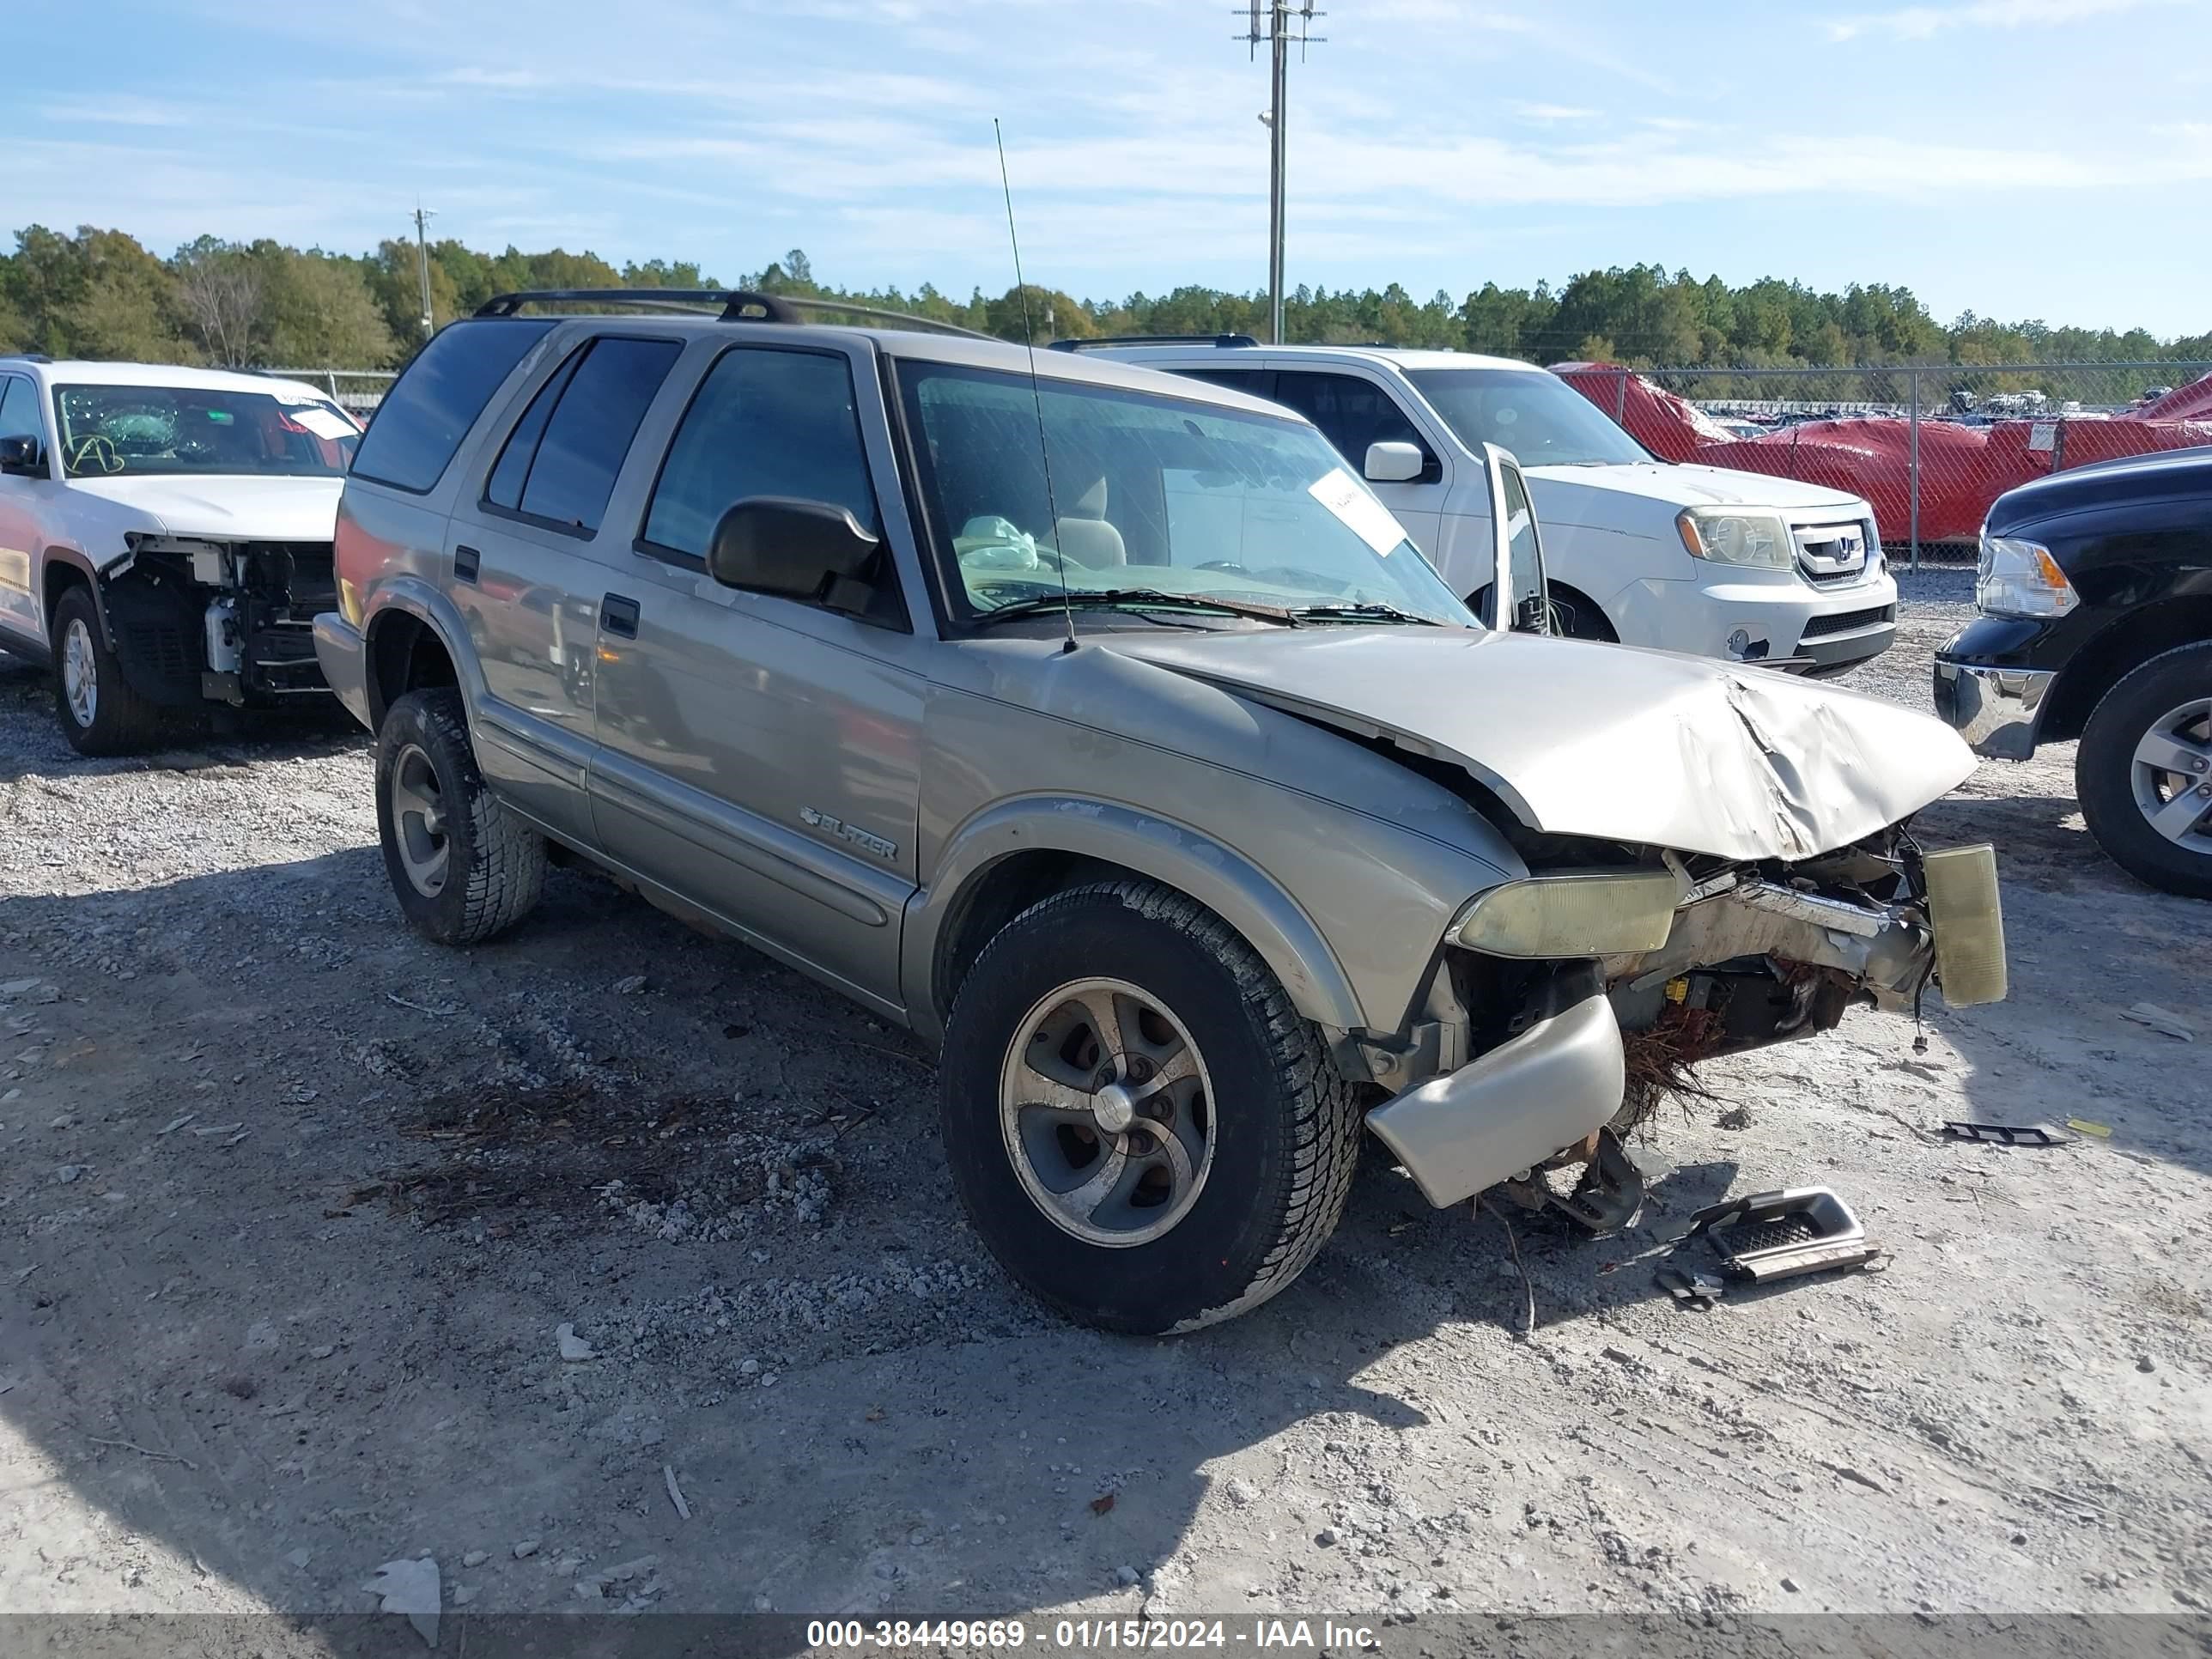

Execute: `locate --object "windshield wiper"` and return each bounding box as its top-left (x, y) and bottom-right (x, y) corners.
top-left (969, 589), bottom-right (1303, 629)
top-left (1290, 602), bottom-right (1445, 626)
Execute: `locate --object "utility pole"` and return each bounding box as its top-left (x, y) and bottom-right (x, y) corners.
top-left (1240, 2), bottom-right (1323, 345)
top-left (412, 203), bottom-right (437, 340)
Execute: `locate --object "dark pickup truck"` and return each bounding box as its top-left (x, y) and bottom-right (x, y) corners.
top-left (1934, 446), bottom-right (2212, 897)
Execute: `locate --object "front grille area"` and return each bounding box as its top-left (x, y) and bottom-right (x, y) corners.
top-left (1801, 604), bottom-right (1896, 639)
top-left (1792, 520), bottom-right (1873, 586)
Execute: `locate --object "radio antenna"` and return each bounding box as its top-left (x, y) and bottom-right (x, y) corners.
top-left (994, 118), bottom-right (1077, 654)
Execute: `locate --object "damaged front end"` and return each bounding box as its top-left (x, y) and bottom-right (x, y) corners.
top-left (103, 535), bottom-right (336, 709)
top-left (1365, 830), bottom-right (2007, 1215)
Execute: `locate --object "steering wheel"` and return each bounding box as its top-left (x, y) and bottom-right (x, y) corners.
top-left (66, 434), bottom-right (123, 475)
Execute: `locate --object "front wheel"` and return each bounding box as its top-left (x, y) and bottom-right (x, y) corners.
top-left (2077, 641), bottom-right (2212, 899)
top-left (939, 881), bottom-right (1363, 1334)
top-left (49, 586), bottom-right (168, 757)
top-left (374, 688), bottom-right (549, 943)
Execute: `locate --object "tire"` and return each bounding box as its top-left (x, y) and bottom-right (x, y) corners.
top-left (939, 879), bottom-right (1363, 1334)
top-left (2076, 641), bottom-right (2212, 899)
top-left (374, 688), bottom-right (549, 943)
top-left (49, 585), bottom-right (168, 757)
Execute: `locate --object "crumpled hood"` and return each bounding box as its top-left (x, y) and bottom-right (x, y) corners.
top-left (1527, 460), bottom-right (1869, 516)
top-left (1104, 629), bottom-right (1974, 863)
top-left (70, 475), bottom-right (344, 544)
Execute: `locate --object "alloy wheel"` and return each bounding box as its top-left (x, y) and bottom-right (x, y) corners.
top-left (2130, 696), bottom-right (2212, 855)
top-left (387, 742), bottom-right (453, 896)
top-left (60, 618), bottom-right (98, 730)
top-left (996, 977), bottom-right (1216, 1248)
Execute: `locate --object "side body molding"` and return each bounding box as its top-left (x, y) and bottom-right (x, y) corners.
top-left (902, 796), bottom-right (1366, 1048)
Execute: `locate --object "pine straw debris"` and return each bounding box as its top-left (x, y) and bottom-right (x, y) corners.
top-left (1617, 1003), bottom-right (1730, 1127)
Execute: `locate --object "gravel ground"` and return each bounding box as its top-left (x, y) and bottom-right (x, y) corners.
top-left (1, 567), bottom-right (2207, 1633)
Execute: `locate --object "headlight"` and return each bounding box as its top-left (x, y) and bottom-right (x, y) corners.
top-left (1676, 508), bottom-right (1795, 570)
top-left (1976, 532), bottom-right (2078, 617)
top-left (1454, 872), bottom-right (1679, 957)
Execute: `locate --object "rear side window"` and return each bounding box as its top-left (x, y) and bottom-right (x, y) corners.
top-left (493, 337), bottom-right (683, 535)
top-left (349, 319), bottom-right (555, 493)
top-left (1273, 370), bottom-right (1433, 477)
top-left (641, 347), bottom-right (881, 562)
top-left (483, 352), bottom-right (580, 513)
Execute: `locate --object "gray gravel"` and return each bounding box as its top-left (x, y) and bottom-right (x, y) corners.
top-left (0, 572), bottom-right (2207, 1622)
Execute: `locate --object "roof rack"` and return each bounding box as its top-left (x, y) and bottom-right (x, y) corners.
top-left (471, 289), bottom-right (998, 342)
top-left (1048, 334), bottom-right (1258, 353)
top-left (0, 352), bottom-right (53, 364)
top-left (475, 289), bottom-right (802, 322)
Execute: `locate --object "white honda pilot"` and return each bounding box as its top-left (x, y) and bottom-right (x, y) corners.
top-left (1073, 340), bottom-right (1897, 674)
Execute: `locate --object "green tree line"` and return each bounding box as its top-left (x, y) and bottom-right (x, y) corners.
top-left (3, 223), bottom-right (2206, 374)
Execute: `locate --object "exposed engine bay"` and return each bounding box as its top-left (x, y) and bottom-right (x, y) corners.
top-left (1367, 823), bottom-right (2005, 1217)
top-left (101, 536), bottom-right (336, 709)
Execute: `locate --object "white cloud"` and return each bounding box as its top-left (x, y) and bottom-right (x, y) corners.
top-left (1510, 103), bottom-right (1599, 123)
top-left (1826, 0), bottom-right (2181, 41)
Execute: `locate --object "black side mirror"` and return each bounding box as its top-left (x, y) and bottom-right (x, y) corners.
top-left (707, 497), bottom-right (880, 611)
top-left (0, 435), bottom-right (43, 477)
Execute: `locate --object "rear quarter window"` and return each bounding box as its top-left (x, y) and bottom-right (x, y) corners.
top-left (350, 319), bottom-right (556, 494)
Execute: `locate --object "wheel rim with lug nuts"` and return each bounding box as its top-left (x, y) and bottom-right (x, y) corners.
top-left (997, 976), bottom-right (1215, 1249)
top-left (388, 743), bottom-right (453, 897)
top-left (61, 618), bottom-right (97, 729)
top-left (2130, 696), bottom-right (2212, 855)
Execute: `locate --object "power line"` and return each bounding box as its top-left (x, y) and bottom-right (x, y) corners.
top-left (412, 203), bottom-right (437, 340)
top-left (1237, 2), bottom-right (1323, 346)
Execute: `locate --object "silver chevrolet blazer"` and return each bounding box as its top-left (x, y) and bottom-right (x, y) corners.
top-left (314, 289), bottom-right (2007, 1334)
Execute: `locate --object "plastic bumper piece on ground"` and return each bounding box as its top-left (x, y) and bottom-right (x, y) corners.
top-left (1931, 659), bottom-right (2054, 761)
top-left (312, 612), bottom-right (373, 732)
top-left (1365, 989), bottom-right (1626, 1209)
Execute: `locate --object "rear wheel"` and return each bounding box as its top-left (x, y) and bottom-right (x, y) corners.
top-left (2076, 641), bottom-right (2212, 899)
top-left (374, 688), bottom-right (549, 942)
top-left (49, 585), bottom-right (167, 757)
top-left (939, 881), bottom-right (1363, 1334)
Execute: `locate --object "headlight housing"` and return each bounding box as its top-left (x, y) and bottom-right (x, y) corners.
top-left (1676, 507), bottom-right (1795, 570)
top-left (1976, 532), bottom-right (2078, 617)
top-left (1454, 871), bottom-right (1679, 957)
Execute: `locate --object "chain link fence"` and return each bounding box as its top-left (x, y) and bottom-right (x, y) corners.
top-left (1561, 362), bottom-right (2212, 565)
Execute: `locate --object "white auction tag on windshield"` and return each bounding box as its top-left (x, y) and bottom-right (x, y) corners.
top-left (294, 407), bottom-right (357, 441)
top-left (1307, 466), bottom-right (1404, 557)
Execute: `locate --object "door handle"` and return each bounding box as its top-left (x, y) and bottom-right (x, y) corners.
top-left (453, 544), bottom-right (480, 584)
top-left (600, 592), bottom-right (641, 638)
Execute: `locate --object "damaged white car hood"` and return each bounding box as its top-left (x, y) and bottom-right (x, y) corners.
top-left (70, 475), bottom-right (345, 553)
top-left (1108, 629), bottom-right (1975, 863)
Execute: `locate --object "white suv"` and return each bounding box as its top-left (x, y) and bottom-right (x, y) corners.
top-left (1073, 340), bottom-right (1897, 675)
top-left (0, 356), bottom-right (359, 752)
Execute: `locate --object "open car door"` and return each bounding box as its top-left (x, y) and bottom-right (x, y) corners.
top-left (1477, 442), bottom-right (1552, 635)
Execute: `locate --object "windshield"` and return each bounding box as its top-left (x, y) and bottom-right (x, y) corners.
top-left (1407, 368), bottom-right (1650, 467)
top-left (900, 363), bottom-right (1474, 629)
top-left (53, 384), bottom-right (359, 479)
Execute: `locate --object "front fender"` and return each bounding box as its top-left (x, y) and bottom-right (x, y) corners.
top-left (34, 546), bottom-right (112, 648)
top-left (902, 795), bottom-right (1368, 1048)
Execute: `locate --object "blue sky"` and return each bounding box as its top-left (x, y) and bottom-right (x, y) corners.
top-left (18, 0), bottom-right (2211, 337)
